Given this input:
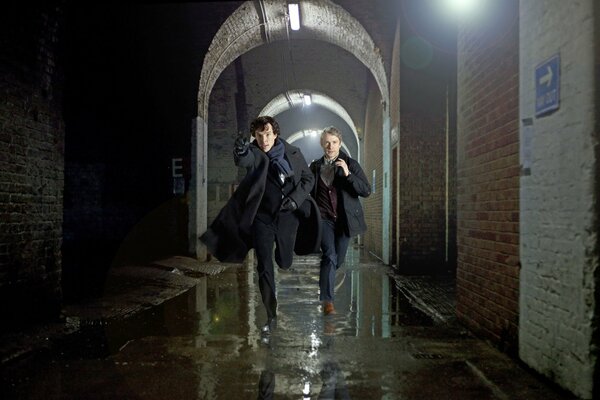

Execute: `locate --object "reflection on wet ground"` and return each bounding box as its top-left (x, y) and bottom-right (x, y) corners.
top-left (1, 249), bottom-right (572, 399)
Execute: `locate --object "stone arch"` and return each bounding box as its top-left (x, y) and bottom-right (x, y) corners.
top-left (259, 89), bottom-right (360, 158)
top-left (286, 129), bottom-right (352, 158)
top-left (191, 0), bottom-right (390, 259)
top-left (197, 0), bottom-right (389, 119)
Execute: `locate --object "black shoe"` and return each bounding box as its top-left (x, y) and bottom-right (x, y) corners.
top-left (261, 318), bottom-right (277, 334)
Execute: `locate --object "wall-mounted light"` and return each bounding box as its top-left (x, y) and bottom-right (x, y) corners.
top-left (303, 93), bottom-right (312, 106)
top-left (288, 3), bottom-right (300, 31)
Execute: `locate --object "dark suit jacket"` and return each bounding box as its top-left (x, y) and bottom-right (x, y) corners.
top-left (310, 150), bottom-right (371, 237)
top-left (201, 138), bottom-right (320, 262)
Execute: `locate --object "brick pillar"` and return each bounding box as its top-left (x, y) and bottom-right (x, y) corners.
top-left (0, 4), bottom-right (65, 328)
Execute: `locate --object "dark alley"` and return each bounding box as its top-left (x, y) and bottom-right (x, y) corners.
top-left (1, 1), bottom-right (599, 398)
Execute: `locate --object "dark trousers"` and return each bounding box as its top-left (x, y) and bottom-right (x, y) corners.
top-left (319, 219), bottom-right (350, 302)
top-left (252, 212), bottom-right (299, 319)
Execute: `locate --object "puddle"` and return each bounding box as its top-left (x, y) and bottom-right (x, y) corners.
top-left (48, 260), bottom-right (433, 359)
top-left (1, 255), bottom-right (442, 400)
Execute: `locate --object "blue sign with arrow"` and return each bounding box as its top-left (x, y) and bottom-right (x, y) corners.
top-left (535, 54), bottom-right (560, 117)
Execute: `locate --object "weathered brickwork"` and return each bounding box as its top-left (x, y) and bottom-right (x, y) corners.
top-left (207, 64), bottom-right (240, 224)
top-left (0, 5), bottom-right (64, 327)
top-left (198, 1), bottom-right (260, 119)
top-left (518, 1), bottom-right (598, 398)
top-left (198, 0), bottom-right (390, 120)
top-left (362, 78), bottom-right (384, 258)
top-left (456, 1), bottom-right (520, 350)
top-left (398, 114), bottom-right (446, 267)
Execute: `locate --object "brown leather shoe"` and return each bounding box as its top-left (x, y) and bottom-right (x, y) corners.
top-left (323, 302), bottom-right (336, 315)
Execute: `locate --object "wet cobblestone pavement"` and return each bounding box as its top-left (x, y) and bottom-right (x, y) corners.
top-left (1, 249), bottom-right (574, 399)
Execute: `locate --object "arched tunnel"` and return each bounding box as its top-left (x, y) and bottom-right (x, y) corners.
top-left (1, 1), bottom-right (598, 399)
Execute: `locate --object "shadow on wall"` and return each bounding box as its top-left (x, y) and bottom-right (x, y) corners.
top-left (0, 278), bottom-right (62, 333)
top-left (397, 238), bottom-right (454, 275)
top-left (110, 196), bottom-right (189, 267)
top-left (61, 239), bottom-right (119, 303)
top-left (61, 197), bottom-right (189, 302)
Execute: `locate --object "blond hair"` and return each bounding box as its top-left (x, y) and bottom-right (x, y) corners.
top-left (320, 126), bottom-right (343, 144)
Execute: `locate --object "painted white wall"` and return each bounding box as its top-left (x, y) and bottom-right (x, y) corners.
top-left (519, 1), bottom-right (598, 398)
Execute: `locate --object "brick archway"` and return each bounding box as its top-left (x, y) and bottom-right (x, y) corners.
top-left (259, 89), bottom-right (360, 160)
top-left (190, 0), bottom-right (390, 259)
top-left (197, 0), bottom-right (389, 120)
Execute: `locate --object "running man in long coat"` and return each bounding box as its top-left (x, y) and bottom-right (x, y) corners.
top-left (201, 116), bottom-right (319, 334)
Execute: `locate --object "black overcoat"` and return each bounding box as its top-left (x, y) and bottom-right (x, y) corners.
top-left (201, 138), bottom-right (321, 262)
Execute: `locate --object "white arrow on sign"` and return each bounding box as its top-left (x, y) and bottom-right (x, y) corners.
top-left (539, 65), bottom-right (553, 87)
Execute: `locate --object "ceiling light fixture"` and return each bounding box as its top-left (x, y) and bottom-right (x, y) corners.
top-left (303, 93), bottom-right (312, 106)
top-left (441, 0), bottom-right (486, 19)
top-left (288, 3), bottom-right (300, 31)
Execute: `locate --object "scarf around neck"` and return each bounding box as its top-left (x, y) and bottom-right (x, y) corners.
top-left (266, 139), bottom-right (293, 177)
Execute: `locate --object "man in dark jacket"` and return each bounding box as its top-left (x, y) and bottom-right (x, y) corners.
top-left (201, 116), bottom-right (315, 334)
top-left (310, 126), bottom-right (370, 315)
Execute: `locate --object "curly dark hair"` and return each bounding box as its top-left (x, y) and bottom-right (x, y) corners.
top-left (250, 116), bottom-right (280, 137)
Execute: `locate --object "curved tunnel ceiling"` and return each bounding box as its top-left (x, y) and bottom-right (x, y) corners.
top-left (237, 38), bottom-right (369, 134)
top-left (259, 90), bottom-right (360, 155)
top-left (198, 0), bottom-right (389, 120)
top-left (287, 129), bottom-right (352, 157)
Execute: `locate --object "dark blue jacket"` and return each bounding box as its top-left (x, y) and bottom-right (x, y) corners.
top-left (310, 150), bottom-right (371, 237)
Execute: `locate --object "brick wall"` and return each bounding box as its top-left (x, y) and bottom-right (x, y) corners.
top-left (198, 1), bottom-right (389, 122)
top-left (456, 0), bottom-right (520, 350)
top-left (398, 114), bottom-right (446, 268)
top-left (394, 0), bottom-right (458, 271)
top-left (0, 4), bottom-right (65, 327)
top-left (207, 63), bottom-right (240, 224)
top-left (362, 77), bottom-right (384, 258)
